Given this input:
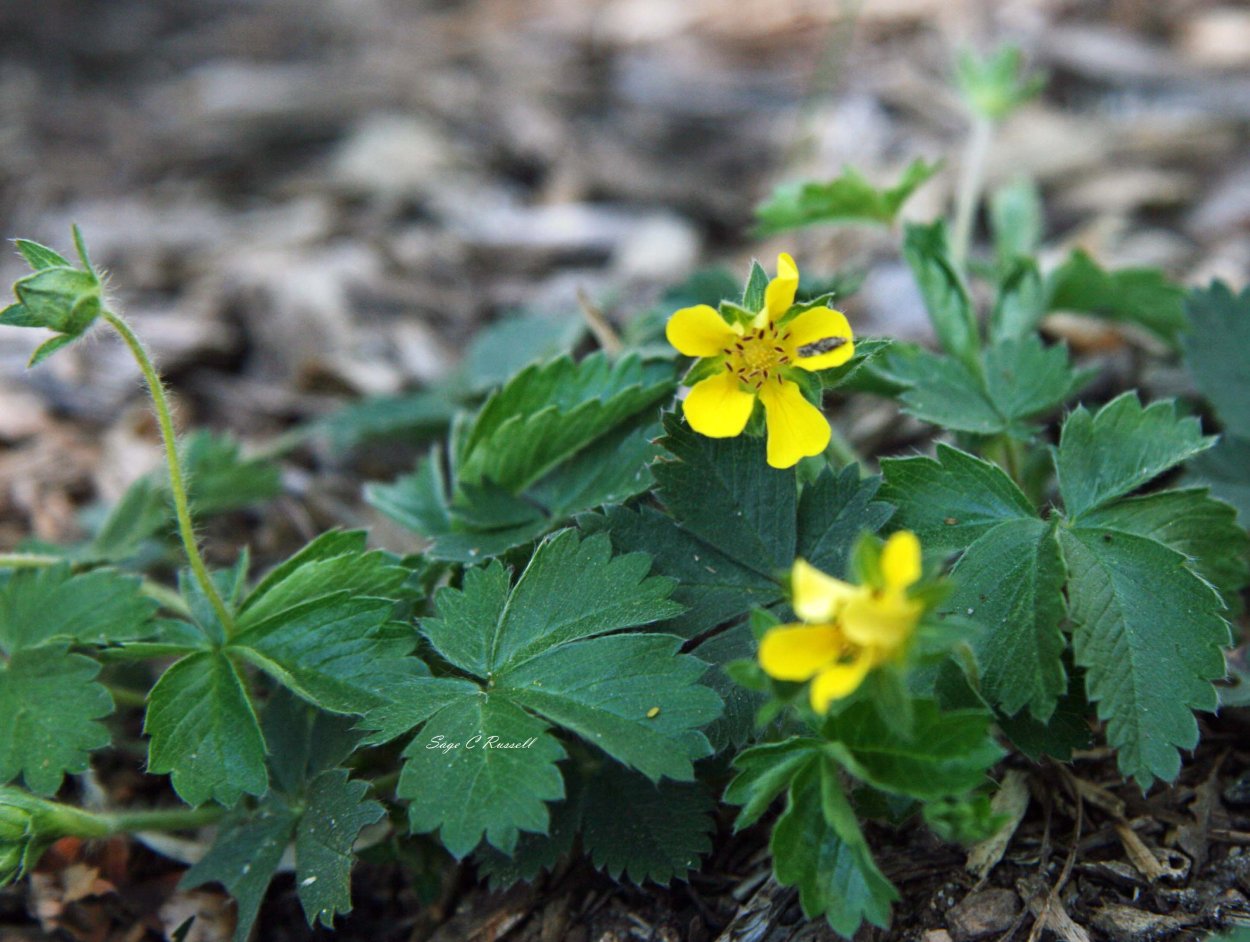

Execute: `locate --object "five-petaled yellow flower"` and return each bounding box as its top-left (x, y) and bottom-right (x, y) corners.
top-left (759, 531), bottom-right (923, 712)
top-left (665, 253), bottom-right (854, 469)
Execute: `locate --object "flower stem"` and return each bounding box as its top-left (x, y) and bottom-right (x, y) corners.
top-left (951, 115), bottom-right (994, 271)
top-left (0, 553), bottom-right (62, 570)
top-left (101, 310), bottom-right (236, 638)
top-left (95, 805), bottom-right (224, 834)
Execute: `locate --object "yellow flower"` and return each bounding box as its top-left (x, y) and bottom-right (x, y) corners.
top-left (759, 531), bottom-right (923, 712)
top-left (665, 253), bottom-right (854, 469)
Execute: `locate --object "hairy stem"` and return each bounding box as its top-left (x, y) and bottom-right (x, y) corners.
top-left (96, 804), bottom-right (224, 834)
top-left (951, 115), bottom-right (994, 271)
top-left (101, 310), bottom-right (235, 637)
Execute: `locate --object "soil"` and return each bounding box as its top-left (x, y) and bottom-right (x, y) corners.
top-left (2, 1), bottom-right (1250, 939)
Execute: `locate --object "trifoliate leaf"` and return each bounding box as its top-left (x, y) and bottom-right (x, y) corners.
top-left (902, 221), bottom-right (979, 367)
top-left (982, 335), bottom-right (1082, 425)
top-left (823, 700), bottom-right (1003, 801)
top-left (400, 694), bottom-right (566, 857)
top-left (754, 159), bottom-right (941, 236)
top-left (1055, 393), bottom-right (1214, 519)
top-left (295, 770), bottom-right (386, 928)
top-left (473, 786), bottom-right (580, 888)
top-left (180, 797), bottom-right (296, 942)
top-left (578, 763), bottom-right (715, 884)
top-left (881, 345), bottom-right (1003, 435)
top-left (652, 413), bottom-right (796, 575)
top-left (1060, 526), bottom-right (1230, 787)
top-left (261, 688), bottom-right (361, 794)
top-left (0, 646), bottom-right (112, 794)
top-left (942, 517), bottom-right (1068, 720)
top-left (1080, 488), bottom-right (1248, 610)
top-left (1183, 281), bottom-right (1250, 437)
top-left (456, 352), bottom-right (673, 492)
top-left (145, 650), bottom-right (268, 806)
top-left (880, 444), bottom-right (1035, 552)
top-left (0, 564), bottom-right (157, 649)
top-left (772, 761), bottom-right (897, 936)
top-left (1046, 251), bottom-right (1187, 344)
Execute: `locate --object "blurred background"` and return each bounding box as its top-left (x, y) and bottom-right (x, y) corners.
top-left (1, 0), bottom-right (1249, 550)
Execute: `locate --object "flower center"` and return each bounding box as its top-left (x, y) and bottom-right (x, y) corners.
top-left (724, 324), bottom-right (792, 389)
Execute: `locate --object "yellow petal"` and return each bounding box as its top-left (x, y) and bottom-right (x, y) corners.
top-left (840, 590), bottom-right (922, 650)
top-left (763, 252), bottom-right (799, 323)
top-left (810, 650), bottom-right (873, 711)
top-left (682, 370), bottom-right (756, 438)
top-left (785, 307), bottom-right (855, 371)
top-left (757, 378), bottom-right (830, 469)
top-left (791, 559), bottom-right (858, 623)
top-left (666, 304), bottom-right (738, 357)
top-left (759, 623), bottom-right (844, 681)
top-left (881, 530), bottom-right (922, 590)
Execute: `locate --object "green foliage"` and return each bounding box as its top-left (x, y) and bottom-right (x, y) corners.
top-left (1182, 282), bottom-right (1250, 522)
top-left (374, 529), bottom-right (719, 857)
top-left (955, 45), bottom-right (1045, 121)
top-left (367, 353), bottom-right (671, 563)
top-left (0, 566), bottom-right (156, 793)
top-left (1046, 251), bottom-right (1187, 345)
top-left (902, 221), bottom-right (980, 367)
top-left (181, 695), bottom-right (383, 942)
top-left (989, 178), bottom-right (1043, 267)
top-left (2, 227), bottom-right (103, 365)
top-left (884, 394), bottom-right (1241, 787)
top-left (755, 159), bottom-right (941, 235)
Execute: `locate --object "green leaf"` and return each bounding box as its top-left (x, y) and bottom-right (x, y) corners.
top-left (1046, 251), bottom-right (1187, 344)
top-left (989, 178), bottom-right (1043, 268)
top-left (239, 533), bottom-right (409, 628)
top-left (955, 45), bottom-right (1045, 121)
top-left (1182, 281), bottom-right (1250, 437)
top-left (457, 352), bottom-right (673, 493)
top-left (1080, 489), bottom-right (1248, 610)
top-left (181, 431), bottom-right (282, 516)
top-left (295, 770), bottom-right (386, 928)
top-left (1059, 526), bottom-right (1230, 787)
top-left (742, 261), bottom-right (769, 312)
top-left (990, 257), bottom-right (1046, 343)
top-left (451, 310), bottom-right (586, 398)
top-left (797, 466), bottom-right (894, 576)
top-left (725, 737), bottom-right (822, 829)
top-left (502, 633), bottom-right (720, 781)
top-left (1189, 435), bottom-right (1250, 524)
top-left (902, 222), bottom-right (979, 367)
top-left (13, 239), bottom-right (71, 271)
top-left (824, 700), bottom-right (1003, 800)
top-left (652, 413), bottom-right (797, 575)
top-left (578, 764), bottom-right (715, 884)
top-left (0, 646), bottom-right (112, 794)
top-left (1055, 393), bottom-right (1214, 519)
top-left (318, 389), bottom-right (457, 451)
top-left (180, 796), bottom-right (297, 942)
top-left (772, 761), bottom-right (897, 936)
top-left (230, 594), bottom-right (420, 718)
top-left (942, 518), bottom-right (1068, 719)
top-left (0, 565), bottom-right (157, 650)
top-left (145, 650), bottom-right (269, 806)
top-left (880, 444), bottom-right (1035, 552)
top-left (755, 159), bottom-right (941, 236)
top-left (882, 346), bottom-right (1002, 435)
top-left (400, 694), bottom-right (566, 857)
top-left (982, 335), bottom-right (1080, 426)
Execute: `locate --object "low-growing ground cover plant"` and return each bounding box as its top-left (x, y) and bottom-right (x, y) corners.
top-left (1, 44), bottom-right (1248, 940)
